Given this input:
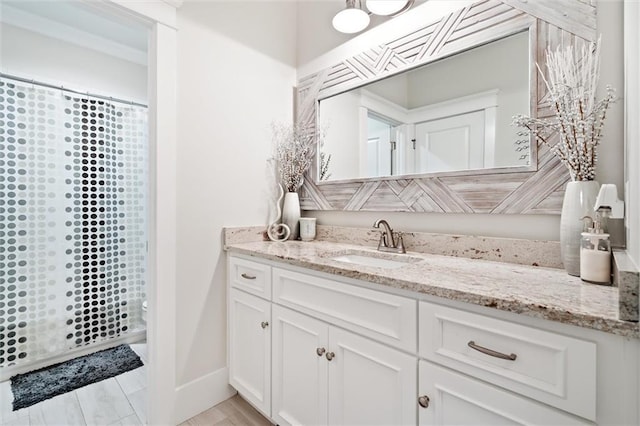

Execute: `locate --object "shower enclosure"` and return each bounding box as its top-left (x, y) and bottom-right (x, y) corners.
top-left (0, 75), bottom-right (148, 376)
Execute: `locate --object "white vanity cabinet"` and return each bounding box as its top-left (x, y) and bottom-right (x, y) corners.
top-left (227, 253), bottom-right (639, 426)
top-left (271, 304), bottom-right (416, 426)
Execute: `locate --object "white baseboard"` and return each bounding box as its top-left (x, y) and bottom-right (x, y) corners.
top-left (174, 367), bottom-right (236, 424)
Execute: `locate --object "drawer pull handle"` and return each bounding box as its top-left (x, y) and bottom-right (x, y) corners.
top-left (418, 395), bottom-right (430, 408)
top-left (261, 321), bottom-right (269, 329)
top-left (468, 341), bottom-right (517, 361)
top-left (316, 347), bottom-right (326, 357)
top-left (241, 273), bottom-right (257, 280)
top-left (325, 351), bottom-right (335, 361)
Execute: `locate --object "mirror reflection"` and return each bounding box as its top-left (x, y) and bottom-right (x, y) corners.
top-left (318, 31), bottom-right (530, 182)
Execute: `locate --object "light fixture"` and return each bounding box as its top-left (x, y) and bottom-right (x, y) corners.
top-left (332, 0), bottom-right (370, 34)
top-left (332, 0), bottom-right (415, 34)
top-left (365, 0), bottom-right (412, 16)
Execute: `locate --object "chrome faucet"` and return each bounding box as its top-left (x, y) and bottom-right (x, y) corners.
top-left (373, 219), bottom-right (406, 253)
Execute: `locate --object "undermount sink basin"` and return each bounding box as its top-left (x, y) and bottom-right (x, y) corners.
top-left (326, 250), bottom-right (423, 269)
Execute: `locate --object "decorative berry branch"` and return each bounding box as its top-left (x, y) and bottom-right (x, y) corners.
top-left (512, 37), bottom-right (616, 182)
top-left (271, 122), bottom-right (317, 193)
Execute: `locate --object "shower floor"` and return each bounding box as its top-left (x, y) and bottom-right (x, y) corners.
top-left (0, 343), bottom-right (147, 426)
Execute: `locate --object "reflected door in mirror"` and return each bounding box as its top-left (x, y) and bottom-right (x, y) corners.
top-left (366, 114), bottom-right (400, 177)
top-left (317, 31), bottom-right (530, 182)
top-left (414, 111), bottom-right (485, 173)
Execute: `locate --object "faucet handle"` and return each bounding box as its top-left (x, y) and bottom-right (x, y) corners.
top-left (376, 232), bottom-right (386, 251)
top-left (395, 232), bottom-right (406, 253)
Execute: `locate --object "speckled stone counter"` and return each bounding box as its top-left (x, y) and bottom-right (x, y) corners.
top-left (224, 225), bottom-right (564, 268)
top-left (225, 239), bottom-right (639, 339)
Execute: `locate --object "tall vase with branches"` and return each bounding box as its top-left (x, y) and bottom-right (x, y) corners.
top-left (271, 122), bottom-right (316, 240)
top-left (513, 37), bottom-right (615, 276)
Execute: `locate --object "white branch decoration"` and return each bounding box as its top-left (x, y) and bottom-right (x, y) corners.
top-left (512, 37), bottom-right (615, 181)
top-left (271, 122), bottom-right (316, 193)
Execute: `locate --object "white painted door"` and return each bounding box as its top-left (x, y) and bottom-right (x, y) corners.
top-left (272, 305), bottom-right (329, 426)
top-left (228, 288), bottom-right (271, 416)
top-left (418, 361), bottom-right (588, 425)
top-left (414, 110), bottom-right (485, 173)
top-left (328, 327), bottom-right (417, 426)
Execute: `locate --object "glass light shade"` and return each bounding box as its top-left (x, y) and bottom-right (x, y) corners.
top-left (332, 7), bottom-right (370, 34)
top-left (366, 0), bottom-right (408, 16)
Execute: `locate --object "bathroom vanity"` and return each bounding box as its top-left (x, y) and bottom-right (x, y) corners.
top-left (226, 237), bottom-right (639, 426)
top-left (223, 0), bottom-right (640, 424)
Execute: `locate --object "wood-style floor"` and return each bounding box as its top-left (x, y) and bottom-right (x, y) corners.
top-left (181, 395), bottom-right (272, 426)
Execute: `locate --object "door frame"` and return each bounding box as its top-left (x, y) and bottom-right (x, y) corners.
top-left (93, 1), bottom-right (180, 424)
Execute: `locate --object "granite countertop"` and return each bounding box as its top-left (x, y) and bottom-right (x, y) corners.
top-left (225, 240), bottom-right (639, 338)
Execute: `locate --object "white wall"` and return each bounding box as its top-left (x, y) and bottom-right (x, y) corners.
top-left (175, 0), bottom-right (296, 390)
top-left (0, 23), bottom-right (147, 102)
top-left (624, 0), bottom-right (640, 269)
top-left (622, 6), bottom-right (640, 417)
top-left (298, 0), bottom-right (625, 244)
top-left (596, 0), bottom-right (626, 247)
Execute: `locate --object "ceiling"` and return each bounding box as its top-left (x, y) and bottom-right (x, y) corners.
top-left (0, 0), bottom-right (427, 68)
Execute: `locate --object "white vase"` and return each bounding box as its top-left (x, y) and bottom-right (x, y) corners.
top-left (560, 181), bottom-right (600, 276)
top-left (282, 192), bottom-right (301, 240)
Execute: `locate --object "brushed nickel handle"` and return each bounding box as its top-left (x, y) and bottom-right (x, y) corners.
top-left (261, 321), bottom-right (269, 329)
top-left (316, 347), bottom-right (326, 357)
top-left (418, 395), bottom-right (430, 408)
top-left (241, 273), bottom-right (256, 280)
top-left (325, 351), bottom-right (335, 361)
top-left (468, 341), bottom-right (517, 361)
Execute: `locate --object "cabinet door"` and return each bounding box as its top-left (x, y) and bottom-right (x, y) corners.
top-left (328, 327), bottom-right (417, 426)
top-left (228, 289), bottom-right (271, 416)
top-left (272, 305), bottom-right (329, 426)
top-left (418, 360), bottom-right (588, 425)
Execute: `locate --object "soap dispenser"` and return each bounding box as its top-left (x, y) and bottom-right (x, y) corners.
top-left (580, 221), bottom-right (611, 285)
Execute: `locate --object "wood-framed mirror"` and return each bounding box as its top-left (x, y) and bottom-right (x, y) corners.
top-left (296, 0), bottom-right (596, 214)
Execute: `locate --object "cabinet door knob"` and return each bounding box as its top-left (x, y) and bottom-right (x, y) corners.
top-left (261, 321), bottom-right (269, 329)
top-left (316, 347), bottom-right (326, 357)
top-left (418, 395), bottom-right (430, 408)
top-left (241, 273), bottom-right (257, 280)
top-left (325, 351), bottom-right (335, 361)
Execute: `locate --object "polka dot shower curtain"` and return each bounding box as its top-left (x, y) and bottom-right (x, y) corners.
top-left (0, 76), bottom-right (147, 372)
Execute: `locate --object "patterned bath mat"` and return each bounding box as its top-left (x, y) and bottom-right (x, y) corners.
top-left (10, 344), bottom-right (143, 410)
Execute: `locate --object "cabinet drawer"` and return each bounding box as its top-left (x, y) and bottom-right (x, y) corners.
top-left (419, 302), bottom-right (596, 421)
top-left (273, 267), bottom-right (416, 352)
top-left (229, 256), bottom-right (271, 299)
top-left (419, 360), bottom-right (589, 425)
